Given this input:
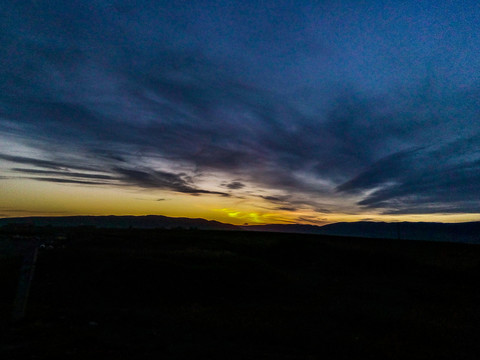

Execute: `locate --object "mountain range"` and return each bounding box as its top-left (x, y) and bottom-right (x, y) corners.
top-left (1, 215), bottom-right (479, 243)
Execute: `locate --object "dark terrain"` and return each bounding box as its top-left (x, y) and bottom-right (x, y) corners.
top-left (2, 227), bottom-right (480, 359)
top-left (2, 215), bottom-right (480, 243)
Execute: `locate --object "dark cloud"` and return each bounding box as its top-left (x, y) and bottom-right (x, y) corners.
top-left (313, 208), bottom-right (332, 214)
top-left (30, 177), bottom-right (108, 185)
top-left (0, 154), bottom-right (98, 172)
top-left (261, 195), bottom-right (290, 203)
top-left (337, 134), bottom-right (480, 214)
top-left (3, 155), bottom-right (229, 196)
top-left (12, 168), bottom-right (114, 180)
top-left (336, 147), bottom-right (425, 194)
top-left (225, 181), bottom-right (245, 190)
top-left (113, 167), bottom-right (228, 196)
top-left (277, 206), bottom-right (297, 212)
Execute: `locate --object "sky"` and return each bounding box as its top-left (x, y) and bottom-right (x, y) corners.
top-left (1, 0), bottom-right (480, 225)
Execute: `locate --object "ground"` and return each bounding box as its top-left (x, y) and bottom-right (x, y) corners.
top-left (2, 228), bottom-right (480, 359)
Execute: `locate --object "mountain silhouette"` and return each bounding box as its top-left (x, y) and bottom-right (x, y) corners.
top-left (1, 216), bottom-right (479, 243)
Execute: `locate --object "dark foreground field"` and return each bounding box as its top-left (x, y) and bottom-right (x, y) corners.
top-left (2, 228), bottom-right (480, 359)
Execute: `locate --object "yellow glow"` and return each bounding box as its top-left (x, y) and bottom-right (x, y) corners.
top-left (1, 178), bottom-right (480, 225)
top-left (217, 209), bottom-right (284, 224)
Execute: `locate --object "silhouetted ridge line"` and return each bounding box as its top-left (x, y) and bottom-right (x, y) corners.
top-left (243, 221), bottom-right (480, 243)
top-left (1, 216), bottom-right (479, 243)
top-left (0, 215), bottom-right (237, 231)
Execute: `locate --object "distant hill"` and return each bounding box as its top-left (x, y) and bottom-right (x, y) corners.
top-left (1, 216), bottom-right (479, 243)
top-left (0, 215), bottom-right (238, 231)
top-left (242, 224), bottom-right (324, 234)
top-left (244, 221), bottom-right (480, 243)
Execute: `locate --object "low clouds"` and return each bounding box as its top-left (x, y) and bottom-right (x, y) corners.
top-left (1, 0), bottom-right (480, 217)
